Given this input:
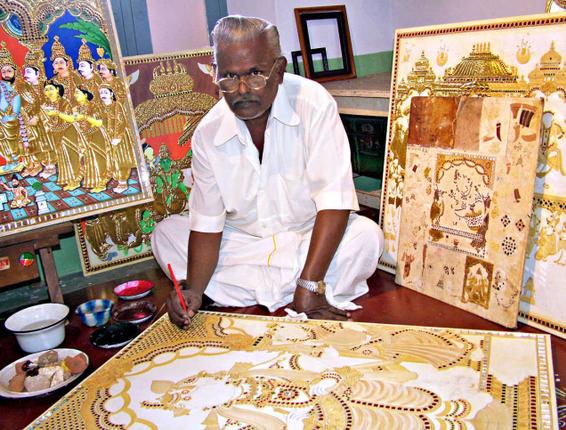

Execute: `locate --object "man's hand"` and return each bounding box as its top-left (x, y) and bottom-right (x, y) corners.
top-left (292, 286), bottom-right (350, 321)
top-left (166, 288), bottom-right (202, 329)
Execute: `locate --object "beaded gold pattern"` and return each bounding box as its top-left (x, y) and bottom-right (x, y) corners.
top-left (25, 312), bottom-right (557, 429)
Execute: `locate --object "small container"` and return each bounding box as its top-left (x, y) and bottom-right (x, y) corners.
top-left (114, 280), bottom-right (153, 300)
top-left (75, 299), bottom-right (113, 327)
top-left (5, 303), bottom-right (70, 353)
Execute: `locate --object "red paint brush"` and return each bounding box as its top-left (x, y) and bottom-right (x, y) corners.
top-left (167, 263), bottom-right (188, 313)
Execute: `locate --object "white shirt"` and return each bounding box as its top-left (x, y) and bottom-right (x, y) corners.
top-left (188, 72), bottom-right (359, 237)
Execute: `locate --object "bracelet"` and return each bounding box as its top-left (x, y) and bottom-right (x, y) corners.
top-left (296, 278), bottom-right (326, 295)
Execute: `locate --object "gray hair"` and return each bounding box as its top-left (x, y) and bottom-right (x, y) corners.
top-left (211, 15), bottom-right (282, 62)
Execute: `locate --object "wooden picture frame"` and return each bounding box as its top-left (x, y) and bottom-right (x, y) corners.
top-left (291, 48), bottom-right (329, 76)
top-left (294, 5), bottom-right (356, 82)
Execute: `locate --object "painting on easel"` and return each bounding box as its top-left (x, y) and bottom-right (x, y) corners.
top-left (0, 0), bottom-right (152, 237)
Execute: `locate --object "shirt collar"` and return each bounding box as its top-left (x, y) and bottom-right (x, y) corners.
top-left (214, 77), bottom-right (300, 147)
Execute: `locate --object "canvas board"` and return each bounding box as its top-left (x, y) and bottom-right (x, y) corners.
top-left (396, 97), bottom-right (542, 328)
top-left (74, 49), bottom-right (219, 275)
top-left (0, 0), bottom-right (152, 237)
top-left (24, 312), bottom-right (558, 429)
top-left (379, 13), bottom-right (566, 337)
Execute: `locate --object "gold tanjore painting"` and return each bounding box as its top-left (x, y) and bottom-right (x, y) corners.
top-left (24, 312), bottom-right (558, 429)
top-left (0, 0), bottom-right (152, 237)
top-left (379, 13), bottom-right (566, 336)
top-left (396, 97), bottom-right (542, 328)
top-left (74, 50), bottom-right (219, 275)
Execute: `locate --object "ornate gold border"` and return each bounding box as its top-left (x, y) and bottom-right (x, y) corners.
top-left (74, 220), bottom-right (153, 275)
top-left (122, 48), bottom-right (214, 65)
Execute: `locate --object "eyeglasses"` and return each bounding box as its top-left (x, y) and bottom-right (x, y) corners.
top-left (215, 59), bottom-right (279, 94)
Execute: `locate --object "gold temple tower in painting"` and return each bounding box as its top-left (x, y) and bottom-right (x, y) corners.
top-left (434, 43), bottom-right (528, 95)
top-left (397, 51), bottom-right (437, 96)
top-left (528, 42), bottom-right (566, 94)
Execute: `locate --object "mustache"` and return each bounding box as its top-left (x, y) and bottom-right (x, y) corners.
top-left (231, 96), bottom-right (260, 106)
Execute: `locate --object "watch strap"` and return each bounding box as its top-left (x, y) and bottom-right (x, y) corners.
top-left (296, 278), bottom-right (326, 295)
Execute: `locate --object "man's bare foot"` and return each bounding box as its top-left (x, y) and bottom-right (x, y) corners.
top-left (292, 286), bottom-right (350, 321)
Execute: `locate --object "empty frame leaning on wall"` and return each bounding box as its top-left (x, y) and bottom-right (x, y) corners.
top-left (0, 0), bottom-right (152, 237)
top-left (75, 49), bottom-right (219, 275)
top-left (294, 5), bottom-right (356, 82)
top-left (379, 13), bottom-right (566, 337)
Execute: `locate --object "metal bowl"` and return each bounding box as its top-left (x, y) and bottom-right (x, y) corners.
top-left (5, 303), bottom-right (69, 353)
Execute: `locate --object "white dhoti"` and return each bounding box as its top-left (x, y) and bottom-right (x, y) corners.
top-left (151, 214), bottom-right (384, 312)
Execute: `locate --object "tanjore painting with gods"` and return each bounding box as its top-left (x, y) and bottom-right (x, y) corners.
top-left (0, 0), bottom-right (152, 236)
top-left (379, 13), bottom-right (566, 336)
top-left (25, 312), bottom-right (558, 429)
top-left (74, 50), bottom-right (219, 275)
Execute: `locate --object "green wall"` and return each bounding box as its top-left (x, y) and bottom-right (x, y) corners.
top-left (52, 235), bottom-right (82, 277)
top-left (287, 50), bottom-right (393, 77)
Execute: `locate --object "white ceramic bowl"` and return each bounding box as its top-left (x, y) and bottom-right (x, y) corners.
top-left (4, 303), bottom-right (69, 353)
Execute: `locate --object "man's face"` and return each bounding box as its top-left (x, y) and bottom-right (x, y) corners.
top-left (78, 61), bottom-right (93, 78)
top-left (215, 34), bottom-right (284, 121)
top-left (52, 57), bottom-right (68, 75)
top-left (1, 65), bottom-right (15, 82)
top-left (98, 64), bottom-right (112, 80)
top-left (99, 87), bottom-right (113, 105)
top-left (24, 67), bottom-right (39, 84)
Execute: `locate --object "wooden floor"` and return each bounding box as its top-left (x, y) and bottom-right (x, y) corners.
top-left (0, 264), bottom-right (564, 428)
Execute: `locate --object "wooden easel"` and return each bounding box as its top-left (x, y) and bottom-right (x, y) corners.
top-left (0, 222), bottom-right (74, 303)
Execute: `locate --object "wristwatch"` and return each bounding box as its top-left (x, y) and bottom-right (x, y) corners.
top-left (296, 278), bottom-right (326, 295)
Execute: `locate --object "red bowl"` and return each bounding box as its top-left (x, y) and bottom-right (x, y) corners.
top-left (113, 280), bottom-right (154, 300)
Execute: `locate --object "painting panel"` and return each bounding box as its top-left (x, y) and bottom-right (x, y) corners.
top-left (24, 312), bottom-right (558, 429)
top-left (396, 97), bottom-right (542, 328)
top-left (379, 13), bottom-right (566, 336)
top-left (0, 0), bottom-right (152, 237)
top-left (74, 50), bottom-right (219, 274)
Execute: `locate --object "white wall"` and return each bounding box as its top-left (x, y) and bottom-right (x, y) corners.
top-left (146, 0), bottom-right (548, 58)
top-left (147, 0), bottom-right (210, 53)
top-left (226, 0), bottom-right (547, 61)
top-left (392, 0), bottom-right (547, 31)
top-left (227, 0), bottom-right (392, 58)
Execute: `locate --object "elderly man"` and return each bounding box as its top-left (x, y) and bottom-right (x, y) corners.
top-left (152, 15), bottom-right (384, 327)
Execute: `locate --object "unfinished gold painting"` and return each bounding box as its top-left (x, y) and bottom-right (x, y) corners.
top-left (74, 50), bottom-right (219, 274)
top-left (0, 0), bottom-right (152, 237)
top-left (379, 13), bottom-right (566, 336)
top-left (25, 312), bottom-right (557, 429)
top-left (396, 97), bottom-right (542, 328)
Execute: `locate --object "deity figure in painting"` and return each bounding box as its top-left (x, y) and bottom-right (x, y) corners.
top-left (99, 84), bottom-right (136, 193)
top-left (50, 36), bottom-right (81, 105)
top-left (71, 87), bottom-right (110, 193)
top-left (42, 81), bottom-right (84, 190)
top-left (19, 48), bottom-right (56, 178)
top-left (0, 41), bottom-right (22, 165)
top-left (77, 39), bottom-right (102, 102)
